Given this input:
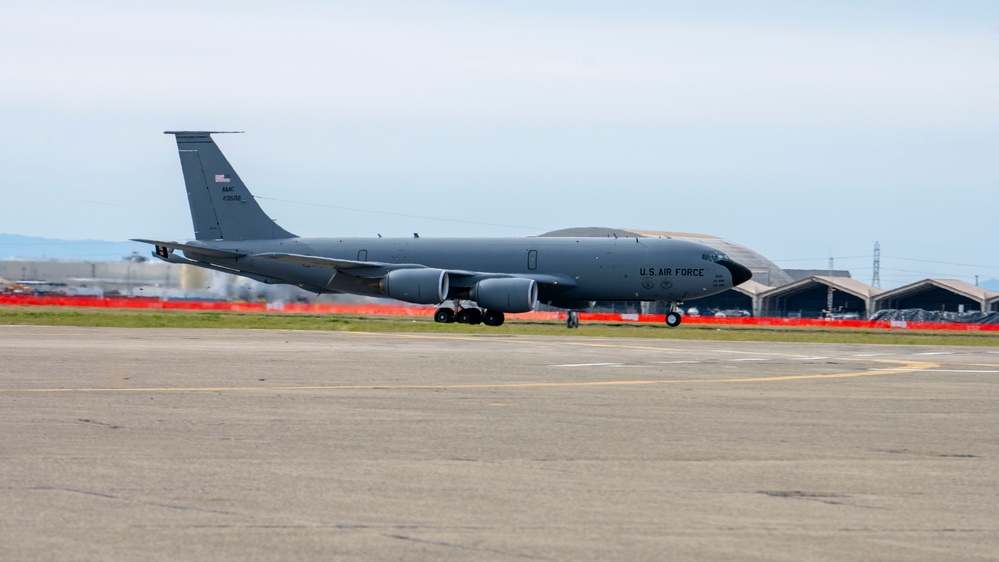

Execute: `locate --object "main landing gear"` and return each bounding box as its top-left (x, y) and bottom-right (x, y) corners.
top-left (434, 304), bottom-right (505, 327)
top-left (665, 301), bottom-right (683, 328)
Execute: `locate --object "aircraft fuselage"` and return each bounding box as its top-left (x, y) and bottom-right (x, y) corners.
top-left (183, 235), bottom-right (739, 303)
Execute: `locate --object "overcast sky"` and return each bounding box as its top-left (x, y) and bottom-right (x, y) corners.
top-left (1, 1), bottom-right (997, 288)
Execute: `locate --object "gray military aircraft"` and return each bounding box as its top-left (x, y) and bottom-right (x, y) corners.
top-left (136, 131), bottom-right (751, 327)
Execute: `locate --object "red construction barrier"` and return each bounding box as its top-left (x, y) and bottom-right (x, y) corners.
top-left (1, 295), bottom-right (997, 332)
top-left (577, 313), bottom-right (999, 332)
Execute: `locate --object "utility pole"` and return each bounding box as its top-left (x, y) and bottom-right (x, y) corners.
top-left (827, 255), bottom-right (834, 318)
top-left (872, 242), bottom-right (881, 289)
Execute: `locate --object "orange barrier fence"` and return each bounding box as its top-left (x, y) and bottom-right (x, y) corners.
top-left (1, 295), bottom-right (997, 332)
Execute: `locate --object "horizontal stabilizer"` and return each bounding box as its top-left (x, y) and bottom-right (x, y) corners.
top-left (131, 239), bottom-right (246, 259)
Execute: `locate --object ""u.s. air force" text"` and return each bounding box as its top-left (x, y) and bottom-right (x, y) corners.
top-left (639, 267), bottom-right (704, 276)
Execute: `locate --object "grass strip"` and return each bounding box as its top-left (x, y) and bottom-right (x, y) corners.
top-left (2, 305), bottom-right (997, 346)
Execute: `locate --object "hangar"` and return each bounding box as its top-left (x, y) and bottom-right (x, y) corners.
top-left (874, 279), bottom-right (999, 313)
top-left (759, 276), bottom-right (884, 319)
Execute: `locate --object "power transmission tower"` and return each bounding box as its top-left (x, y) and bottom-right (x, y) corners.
top-left (872, 242), bottom-right (881, 289)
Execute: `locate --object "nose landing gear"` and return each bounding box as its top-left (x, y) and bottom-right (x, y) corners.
top-left (566, 310), bottom-right (579, 329)
top-left (665, 301), bottom-right (683, 328)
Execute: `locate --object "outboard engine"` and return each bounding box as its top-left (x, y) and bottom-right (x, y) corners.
top-left (381, 269), bottom-right (449, 305)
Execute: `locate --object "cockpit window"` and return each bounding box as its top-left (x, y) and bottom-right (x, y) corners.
top-left (702, 252), bottom-right (729, 262)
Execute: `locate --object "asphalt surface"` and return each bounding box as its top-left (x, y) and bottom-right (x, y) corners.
top-left (1, 326), bottom-right (996, 561)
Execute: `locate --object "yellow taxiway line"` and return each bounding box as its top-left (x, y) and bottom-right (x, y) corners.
top-left (0, 359), bottom-right (940, 394)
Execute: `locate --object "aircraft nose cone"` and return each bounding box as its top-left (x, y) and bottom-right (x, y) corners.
top-left (719, 259), bottom-right (752, 286)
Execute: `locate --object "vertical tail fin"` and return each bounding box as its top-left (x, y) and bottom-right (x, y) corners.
top-left (165, 131), bottom-right (296, 241)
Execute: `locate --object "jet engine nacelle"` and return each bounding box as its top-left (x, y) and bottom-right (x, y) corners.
top-left (382, 268), bottom-right (449, 305)
top-left (473, 278), bottom-right (538, 313)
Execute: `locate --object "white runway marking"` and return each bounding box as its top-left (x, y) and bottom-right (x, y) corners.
top-left (923, 369), bottom-right (999, 373)
top-left (537, 345), bottom-right (977, 373)
top-left (550, 362), bottom-right (624, 368)
top-left (884, 368), bottom-right (999, 374)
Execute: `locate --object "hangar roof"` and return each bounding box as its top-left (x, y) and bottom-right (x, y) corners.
top-left (874, 279), bottom-right (999, 305)
top-left (760, 275), bottom-right (884, 301)
top-left (732, 279), bottom-right (772, 297)
top-left (784, 269), bottom-right (852, 282)
top-left (539, 227), bottom-right (793, 287)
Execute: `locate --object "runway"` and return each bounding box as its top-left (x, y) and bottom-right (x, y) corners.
top-left (1, 326), bottom-right (996, 561)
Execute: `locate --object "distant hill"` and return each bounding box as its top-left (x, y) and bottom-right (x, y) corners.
top-left (981, 279), bottom-right (999, 292)
top-left (0, 233), bottom-right (150, 261)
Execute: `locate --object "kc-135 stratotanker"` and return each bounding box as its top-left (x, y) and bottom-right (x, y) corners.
top-left (136, 132), bottom-right (752, 327)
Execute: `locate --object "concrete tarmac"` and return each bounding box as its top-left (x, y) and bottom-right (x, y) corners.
top-left (0, 325), bottom-right (996, 561)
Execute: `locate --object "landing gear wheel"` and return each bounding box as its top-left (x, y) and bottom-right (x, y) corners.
top-left (467, 308), bottom-right (482, 325)
top-left (482, 310), bottom-right (505, 327)
top-left (456, 308), bottom-right (482, 325)
top-left (665, 311), bottom-right (682, 327)
top-left (566, 311), bottom-right (579, 329)
top-left (434, 308), bottom-right (455, 323)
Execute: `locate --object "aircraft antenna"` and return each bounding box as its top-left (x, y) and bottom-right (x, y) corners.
top-left (872, 242), bottom-right (881, 289)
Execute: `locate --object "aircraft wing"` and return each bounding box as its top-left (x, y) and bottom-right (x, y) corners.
top-left (254, 252), bottom-right (576, 288)
top-left (132, 239), bottom-right (246, 259)
top-left (446, 270), bottom-right (576, 289)
top-left (253, 252), bottom-right (423, 272)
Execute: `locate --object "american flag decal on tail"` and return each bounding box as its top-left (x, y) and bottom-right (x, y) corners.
top-left (215, 174), bottom-right (231, 183)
